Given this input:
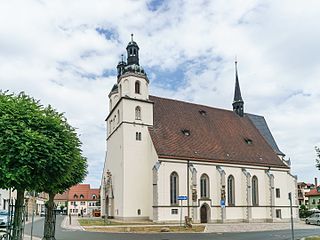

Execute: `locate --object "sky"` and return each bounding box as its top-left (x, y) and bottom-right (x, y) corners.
top-left (1, 0), bottom-right (320, 188)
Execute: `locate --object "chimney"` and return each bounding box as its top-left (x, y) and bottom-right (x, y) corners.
top-left (315, 177), bottom-right (318, 187)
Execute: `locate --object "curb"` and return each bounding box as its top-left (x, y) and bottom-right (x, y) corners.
top-left (24, 234), bottom-right (41, 240)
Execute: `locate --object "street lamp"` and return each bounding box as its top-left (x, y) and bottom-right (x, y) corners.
top-left (288, 192), bottom-right (294, 240)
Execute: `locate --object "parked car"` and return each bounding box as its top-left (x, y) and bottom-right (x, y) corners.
top-left (40, 211), bottom-right (46, 217)
top-left (306, 213), bottom-right (320, 225)
top-left (0, 211), bottom-right (9, 227)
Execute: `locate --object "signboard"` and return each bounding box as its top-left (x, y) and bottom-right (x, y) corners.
top-left (177, 195), bottom-right (188, 201)
top-left (220, 199), bottom-right (225, 208)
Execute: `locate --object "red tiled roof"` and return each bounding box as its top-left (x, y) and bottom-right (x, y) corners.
top-left (148, 96), bottom-right (288, 169)
top-left (54, 184), bottom-right (100, 201)
top-left (54, 191), bottom-right (68, 201)
top-left (305, 188), bottom-right (320, 197)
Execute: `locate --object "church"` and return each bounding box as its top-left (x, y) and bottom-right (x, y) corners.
top-left (100, 35), bottom-right (298, 223)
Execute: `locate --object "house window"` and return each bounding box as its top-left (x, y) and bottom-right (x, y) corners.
top-left (136, 132), bottom-right (142, 141)
top-left (92, 195), bottom-right (97, 200)
top-left (80, 194), bottom-right (84, 199)
top-left (276, 188), bottom-right (280, 198)
top-left (135, 81), bottom-right (140, 94)
top-left (170, 172), bottom-right (179, 205)
top-left (171, 209), bottom-right (178, 215)
top-left (137, 209), bottom-right (141, 215)
top-left (135, 106), bottom-right (141, 120)
top-left (276, 209), bottom-right (282, 218)
top-left (312, 199), bottom-right (316, 204)
top-left (252, 176), bottom-right (259, 206)
top-left (74, 194), bottom-right (78, 199)
top-left (227, 175), bottom-right (235, 206)
top-left (200, 174), bottom-right (209, 198)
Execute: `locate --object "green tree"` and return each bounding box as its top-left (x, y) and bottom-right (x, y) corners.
top-left (0, 92), bottom-right (87, 240)
top-left (41, 150), bottom-right (87, 240)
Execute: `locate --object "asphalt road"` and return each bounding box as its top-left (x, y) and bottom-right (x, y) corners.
top-left (24, 216), bottom-right (320, 240)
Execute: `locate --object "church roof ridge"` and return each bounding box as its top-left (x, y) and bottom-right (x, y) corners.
top-left (149, 95), bottom-right (236, 115)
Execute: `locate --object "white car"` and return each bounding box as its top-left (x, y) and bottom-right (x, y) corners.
top-left (306, 213), bottom-right (320, 225)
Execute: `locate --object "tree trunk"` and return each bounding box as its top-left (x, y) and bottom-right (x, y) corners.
top-left (43, 193), bottom-right (56, 240)
top-left (12, 189), bottom-right (25, 240)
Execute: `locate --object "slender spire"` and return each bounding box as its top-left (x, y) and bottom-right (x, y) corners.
top-left (232, 60), bottom-right (244, 117)
top-left (131, 33), bottom-right (134, 42)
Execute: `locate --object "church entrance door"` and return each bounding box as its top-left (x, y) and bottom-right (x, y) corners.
top-left (200, 204), bottom-right (208, 223)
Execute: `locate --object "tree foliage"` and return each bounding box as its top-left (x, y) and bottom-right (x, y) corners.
top-left (0, 91), bottom-right (87, 240)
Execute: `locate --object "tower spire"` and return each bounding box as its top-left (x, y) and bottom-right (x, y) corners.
top-left (232, 60), bottom-right (244, 117)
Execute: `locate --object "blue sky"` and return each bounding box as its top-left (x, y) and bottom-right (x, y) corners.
top-left (1, 0), bottom-right (320, 187)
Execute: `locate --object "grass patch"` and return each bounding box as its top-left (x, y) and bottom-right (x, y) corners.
top-left (84, 225), bottom-right (205, 233)
top-left (78, 219), bottom-right (155, 226)
top-left (304, 237), bottom-right (320, 240)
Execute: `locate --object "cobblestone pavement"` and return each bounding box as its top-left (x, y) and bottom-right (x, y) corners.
top-left (205, 221), bottom-right (319, 233)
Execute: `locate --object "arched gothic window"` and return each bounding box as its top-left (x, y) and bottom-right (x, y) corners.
top-left (135, 81), bottom-right (140, 94)
top-left (227, 175), bottom-right (235, 206)
top-left (170, 172), bottom-right (179, 205)
top-left (135, 106), bottom-right (141, 120)
top-left (252, 176), bottom-right (259, 206)
top-left (200, 174), bottom-right (210, 198)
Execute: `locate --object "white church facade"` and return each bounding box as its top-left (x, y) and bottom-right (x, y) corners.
top-left (101, 36), bottom-right (298, 223)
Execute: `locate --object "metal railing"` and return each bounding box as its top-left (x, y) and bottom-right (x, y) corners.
top-left (1, 199), bottom-right (25, 240)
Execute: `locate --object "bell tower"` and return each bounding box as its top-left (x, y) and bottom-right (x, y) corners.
top-left (126, 34), bottom-right (140, 65)
top-left (102, 35), bottom-right (154, 221)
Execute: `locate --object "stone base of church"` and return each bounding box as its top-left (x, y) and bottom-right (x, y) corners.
top-left (153, 217), bottom-right (298, 224)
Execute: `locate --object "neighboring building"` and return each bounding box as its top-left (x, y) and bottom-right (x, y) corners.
top-left (305, 186), bottom-right (320, 210)
top-left (298, 181), bottom-right (315, 206)
top-left (0, 189), bottom-right (16, 211)
top-left (54, 191), bottom-right (68, 213)
top-left (25, 192), bottom-right (49, 217)
top-left (101, 36), bottom-right (298, 223)
top-left (54, 184), bottom-right (100, 216)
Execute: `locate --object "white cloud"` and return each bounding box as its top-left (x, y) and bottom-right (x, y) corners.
top-left (1, 0), bottom-right (320, 187)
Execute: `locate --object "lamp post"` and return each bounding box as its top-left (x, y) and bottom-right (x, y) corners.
top-left (187, 160), bottom-right (190, 219)
top-left (288, 192), bottom-right (294, 240)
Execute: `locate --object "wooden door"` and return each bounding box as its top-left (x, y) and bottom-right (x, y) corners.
top-left (200, 204), bottom-right (208, 223)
